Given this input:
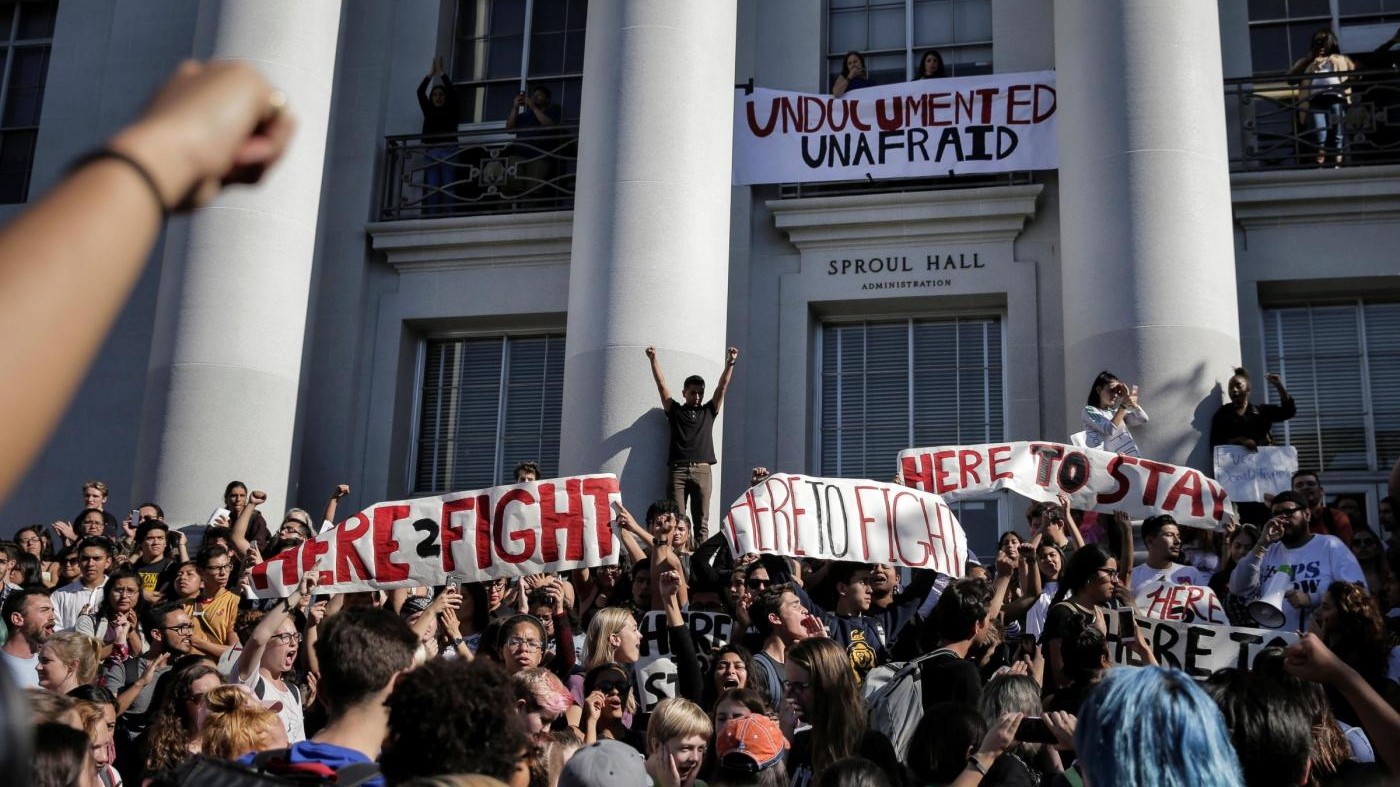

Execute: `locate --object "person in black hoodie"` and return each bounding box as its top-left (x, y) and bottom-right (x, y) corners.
top-left (416, 55), bottom-right (459, 214)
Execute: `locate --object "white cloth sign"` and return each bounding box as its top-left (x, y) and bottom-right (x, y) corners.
top-left (897, 442), bottom-right (1234, 528)
top-left (732, 71), bottom-right (1058, 185)
top-left (723, 474), bottom-right (967, 575)
top-left (634, 611), bottom-right (733, 713)
top-left (248, 475), bottom-right (621, 598)
top-left (1212, 445), bottom-right (1298, 503)
top-left (1103, 608), bottom-right (1298, 678)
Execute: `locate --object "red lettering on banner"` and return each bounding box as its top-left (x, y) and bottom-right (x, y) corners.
top-left (493, 489), bottom-right (537, 564)
top-left (1137, 459), bottom-right (1176, 507)
top-left (765, 477), bottom-right (792, 553)
top-left (1006, 84), bottom-right (1032, 124)
top-left (875, 98), bottom-right (902, 131)
top-left (957, 449), bottom-right (984, 488)
top-left (538, 480), bottom-right (584, 562)
top-left (1096, 455), bottom-right (1131, 505)
top-left (1030, 443), bottom-right (1063, 487)
top-left (475, 494), bottom-right (492, 569)
top-left (928, 92), bottom-right (952, 126)
top-left (988, 444), bottom-right (1014, 480)
top-left (580, 476), bottom-right (619, 558)
top-left (372, 505), bottom-right (412, 583)
top-left (901, 453), bottom-right (933, 492)
top-left (1162, 469), bottom-right (1206, 518)
top-left (786, 475), bottom-right (809, 556)
top-left (301, 536), bottom-right (332, 586)
top-left (439, 496), bottom-right (473, 572)
top-left (1058, 451), bottom-right (1090, 494)
top-left (745, 99), bottom-right (779, 137)
top-left (335, 513), bottom-right (373, 584)
top-left (251, 549), bottom-right (300, 592)
top-left (850, 100), bottom-right (871, 132)
top-left (893, 491), bottom-right (931, 565)
top-left (726, 491), bottom-right (756, 549)
top-left (1208, 480), bottom-right (1228, 523)
top-left (932, 450), bottom-right (956, 493)
top-left (975, 88), bottom-right (999, 123)
top-left (853, 485), bottom-right (882, 561)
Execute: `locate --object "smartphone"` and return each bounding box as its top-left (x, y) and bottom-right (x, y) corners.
top-left (129, 509), bottom-right (141, 526)
top-left (1014, 716), bottom-right (1059, 744)
top-left (1117, 607), bottom-right (1138, 639)
top-left (208, 507), bottom-right (231, 525)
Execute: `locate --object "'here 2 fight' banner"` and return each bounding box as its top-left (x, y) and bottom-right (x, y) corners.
top-left (249, 475), bottom-right (622, 598)
top-left (732, 71), bottom-right (1057, 185)
top-left (898, 442), bottom-right (1234, 528)
top-left (723, 474), bottom-right (967, 576)
top-left (1103, 609), bottom-right (1298, 678)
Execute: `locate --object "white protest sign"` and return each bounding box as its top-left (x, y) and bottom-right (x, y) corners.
top-left (733, 71), bottom-right (1057, 185)
top-left (1103, 608), bottom-right (1298, 678)
top-left (1212, 445), bottom-right (1298, 503)
top-left (898, 442), bottom-right (1234, 528)
top-left (633, 611), bottom-right (733, 713)
top-left (722, 474), bottom-right (967, 575)
top-left (1134, 580), bottom-right (1229, 625)
top-left (248, 475), bottom-right (621, 598)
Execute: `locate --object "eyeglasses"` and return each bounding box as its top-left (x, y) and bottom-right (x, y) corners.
top-left (204, 563), bottom-right (232, 573)
top-left (594, 679), bottom-right (628, 695)
top-left (18, 537), bottom-right (40, 546)
top-left (506, 636), bottom-right (543, 652)
top-left (746, 578), bottom-right (771, 590)
top-left (270, 632), bottom-right (303, 645)
top-left (782, 679), bottom-right (811, 692)
top-left (162, 623), bottom-right (194, 634)
top-left (1094, 568), bottom-right (1119, 579)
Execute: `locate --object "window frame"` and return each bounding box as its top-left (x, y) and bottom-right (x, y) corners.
top-left (825, 0), bottom-right (994, 86)
top-left (448, 0), bottom-right (587, 127)
top-left (1246, 0), bottom-right (1400, 75)
top-left (0, 0), bottom-right (57, 204)
top-left (408, 329), bottom-right (566, 495)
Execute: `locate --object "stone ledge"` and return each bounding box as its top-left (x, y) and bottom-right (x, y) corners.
top-left (1231, 164), bottom-right (1400, 228)
top-left (764, 184), bottom-right (1043, 251)
top-left (367, 210), bottom-right (573, 272)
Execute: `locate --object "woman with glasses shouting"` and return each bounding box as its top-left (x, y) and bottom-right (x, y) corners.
top-left (230, 573), bottom-right (317, 744)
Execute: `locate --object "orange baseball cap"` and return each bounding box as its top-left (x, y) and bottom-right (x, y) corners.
top-left (716, 715), bottom-right (788, 772)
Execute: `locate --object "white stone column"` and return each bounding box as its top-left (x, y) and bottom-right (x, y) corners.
top-left (558, 2), bottom-right (738, 522)
top-left (134, 0), bottom-right (342, 524)
top-left (1054, 0), bottom-right (1241, 468)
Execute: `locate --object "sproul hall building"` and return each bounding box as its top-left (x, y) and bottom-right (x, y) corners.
top-left (3, 0), bottom-right (1398, 556)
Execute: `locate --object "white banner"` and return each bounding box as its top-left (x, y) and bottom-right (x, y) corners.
top-left (723, 474), bottom-right (966, 575)
top-left (897, 442), bottom-right (1234, 528)
top-left (248, 475), bottom-right (621, 598)
top-left (1103, 608), bottom-right (1298, 678)
top-left (1134, 580), bottom-right (1229, 625)
top-left (634, 611), bottom-right (734, 713)
top-left (1213, 445), bottom-right (1298, 503)
top-left (732, 71), bottom-right (1057, 185)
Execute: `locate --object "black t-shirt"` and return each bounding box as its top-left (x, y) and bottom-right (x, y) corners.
top-left (134, 558), bottom-right (174, 596)
top-left (666, 400), bottom-right (718, 464)
top-left (1208, 399), bottom-right (1296, 447)
top-left (919, 648), bottom-right (983, 711)
top-left (787, 729), bottom-right (902, 787)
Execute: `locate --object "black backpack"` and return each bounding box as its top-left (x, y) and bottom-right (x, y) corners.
top-left (157, 750), bottom-right (380, 787)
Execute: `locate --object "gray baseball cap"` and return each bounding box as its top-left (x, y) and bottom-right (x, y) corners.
top-left (558, 740), bottom-right (648, 787)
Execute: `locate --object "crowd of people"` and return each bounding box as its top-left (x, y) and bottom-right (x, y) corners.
top-left (1, 433), bottom-right (1397, 787)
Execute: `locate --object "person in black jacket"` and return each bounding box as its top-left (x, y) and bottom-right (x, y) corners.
top-left (416, 55), bottom-right (459, 214)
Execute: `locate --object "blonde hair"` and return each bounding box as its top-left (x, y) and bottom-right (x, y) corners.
top-left (199, 686), bottom-right (282, 761)
top-left (646, 698), bottom-right (712, 754)
top-left (584, 607), bottom-right (633, 669)
top-left (27, 689), bottom-right (78, 727)
top-left (44, 632), bottom-right (99, 686)
top-left (74, 700), bottom-right (106, 738)
top-left (82, 481), bottom-right (109, 498)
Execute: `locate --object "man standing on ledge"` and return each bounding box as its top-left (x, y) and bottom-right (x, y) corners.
top-left (646, 345), bottom-right (739, 542)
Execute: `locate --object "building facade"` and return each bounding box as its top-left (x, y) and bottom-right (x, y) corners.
top-left (4, 0), bottom-right (1398, 557)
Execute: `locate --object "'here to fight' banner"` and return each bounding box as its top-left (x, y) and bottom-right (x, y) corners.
top-left (249, 475), bottom-right (622, 597)
top-left (897, 442), bottom-right (1234, 528)
top-left (723, 473), bottom-right (967, 575)
top-left (1103, 608), bottom-right (1298, 677)
top-left (732, 71), bottom-right (1057, 185)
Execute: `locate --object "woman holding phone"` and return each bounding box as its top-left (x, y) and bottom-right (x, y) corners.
top-left (1081, 370), bottom-right (1149, 457)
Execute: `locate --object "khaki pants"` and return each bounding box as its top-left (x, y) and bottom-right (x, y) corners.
top-left (668, 462), bottom-right (713, 542)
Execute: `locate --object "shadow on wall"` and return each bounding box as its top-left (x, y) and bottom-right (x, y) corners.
top-left (598, 408), bottom-right (671, 507)
top-left (1153, 359), bottom-right (1224, 472)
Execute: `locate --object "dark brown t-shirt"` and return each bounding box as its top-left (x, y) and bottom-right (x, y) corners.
top-left (667, 400), bottom-right (718, 464)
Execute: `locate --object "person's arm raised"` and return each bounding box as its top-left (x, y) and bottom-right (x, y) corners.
top-left (233, 574), bottom-right (314, 683)
top-left (0, 60), bottom-right (293, 504)
top-left (322, 484), bottom-right (349, 532)
top-left (709, 347), bottom-right (739, 412)
top-left (1286, 633), bottom-right (1400, 774)
top-left (230, 489), bottom-right (265, 556)
top-left (645, 346), bottom-right (674, 413)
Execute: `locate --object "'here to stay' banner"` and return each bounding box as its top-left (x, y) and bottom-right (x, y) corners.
top-left (723, 473), bottom-right (967, 575)
top-left (249, 475), bottom-right (622, 597)
top-left (732, 70), bottom-right (1057, 185)
top-left (897, 442), bottom-right (1234, 528)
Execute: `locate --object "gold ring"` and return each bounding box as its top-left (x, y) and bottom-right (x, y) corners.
top-left (266, 90), bottom-right (288, 118)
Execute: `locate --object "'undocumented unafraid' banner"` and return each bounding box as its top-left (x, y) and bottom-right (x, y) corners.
top-left (897, 442), bottom-right (1234, 528)
top-left (249, 475), bottom-right (621, 597)
top-left (723, 474), bottom-right (967, 575)
top-left (733, 71), bottom-right (1057, 185)
top-left (1103, 608), bottom-right (1298, 677)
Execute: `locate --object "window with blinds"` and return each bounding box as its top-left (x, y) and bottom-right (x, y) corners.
top-left (819, 316), bottom-right (1004, 479)
top-left (413, 334), bottom-right (564, 493)
top-left (1262, 301), bottom-right (1400, 473)
top-left (828, 0), bottom-right (993, 87)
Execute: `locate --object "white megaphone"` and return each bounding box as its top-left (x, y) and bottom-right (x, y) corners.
top-left (1249, 571), bottom-right (1291, 629)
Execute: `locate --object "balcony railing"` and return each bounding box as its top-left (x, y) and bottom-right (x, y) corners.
top-left (379, 125), bottom-right (578, 220)
top-left (1227, 68), bottom-right (1400, 171)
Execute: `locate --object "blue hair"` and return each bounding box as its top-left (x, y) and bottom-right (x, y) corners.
top-left (1074, 667), bottom-right (1243, 787)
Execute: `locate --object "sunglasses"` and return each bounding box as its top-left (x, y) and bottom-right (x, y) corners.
top-left (594, 679), bottom-right (628, 695)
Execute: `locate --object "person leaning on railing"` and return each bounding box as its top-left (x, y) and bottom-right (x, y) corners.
top-left (1289, 29), bottom-right (1357, 166)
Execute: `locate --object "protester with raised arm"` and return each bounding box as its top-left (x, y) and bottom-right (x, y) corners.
top-left (230, 574), bottom-right (317, 743)
top-left (646, 345), bottom-right (739, 543)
